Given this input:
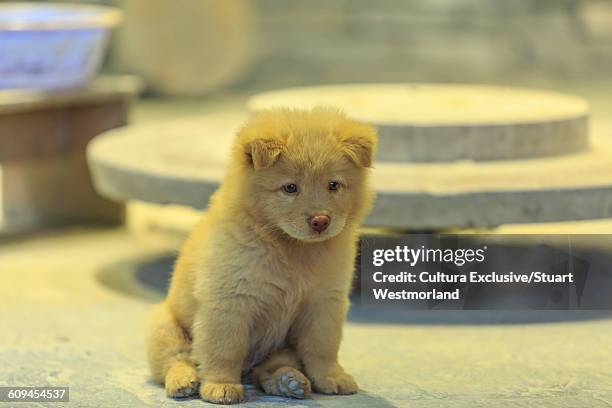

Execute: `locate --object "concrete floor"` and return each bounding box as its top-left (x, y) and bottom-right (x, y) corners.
top-left (1, 228), bottom-right (611, 407)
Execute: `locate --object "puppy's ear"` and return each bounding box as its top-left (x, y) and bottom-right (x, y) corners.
top-left (337, 120), bottom-right (378, 168)
top-left (245, 136), bottom-right (284, 169)
top-left (236, 118), bottom-right (286, 169)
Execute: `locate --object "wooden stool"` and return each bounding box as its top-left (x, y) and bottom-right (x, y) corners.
top-left (0, 76), bottom-right (141, 234)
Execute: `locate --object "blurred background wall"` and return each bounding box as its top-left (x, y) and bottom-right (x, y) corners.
top-left (235, 0), bottom-right (612, 87)
top-left (5, 0), bottom-right (612, 95)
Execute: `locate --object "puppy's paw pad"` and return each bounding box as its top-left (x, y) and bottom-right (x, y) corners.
top-left (264, 367), bottom-right (311, 399)
top-left (200, 382), bottom-right (244, 405)
top-left (313, 372), bottom-right (358, 395)
top-left (165, 364), bottom-right (199, 399)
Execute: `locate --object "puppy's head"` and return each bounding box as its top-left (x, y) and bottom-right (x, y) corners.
top-left (231, 107), bottom-right (377, 243)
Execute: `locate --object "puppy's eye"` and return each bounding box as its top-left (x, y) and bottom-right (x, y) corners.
top-left (328, 181), bottom-right (341, 191)
top-left (282, 183), bottom-right (299, 194)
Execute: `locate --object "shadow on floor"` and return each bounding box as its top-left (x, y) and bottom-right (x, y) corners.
top-left (145, 377), bottom-right (398, 407)
top-left (244, 386), bottom-right (399, 408)
top-left (347, 302), bottom-right (612, 325)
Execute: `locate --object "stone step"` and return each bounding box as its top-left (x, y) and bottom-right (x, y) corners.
top-left (248, 84), bottom-right (590, 162)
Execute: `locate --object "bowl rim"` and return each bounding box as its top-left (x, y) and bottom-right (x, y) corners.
top-left (0, 2), bottom-right (122, 31)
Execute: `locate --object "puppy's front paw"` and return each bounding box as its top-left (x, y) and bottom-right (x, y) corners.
top-left (262, 366), bottom-right (311, 399)
top-left (312, 372), bottom-right (358, 395)
top-left (165, 362), bottom-right (199, 398)
top-left (200, 382), bottom-right (244, 404)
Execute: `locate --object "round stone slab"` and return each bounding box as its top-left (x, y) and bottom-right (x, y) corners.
top-left (87, 114), bottom-right (612, 229)
top-left (248, 84), bottom-right (590, 163)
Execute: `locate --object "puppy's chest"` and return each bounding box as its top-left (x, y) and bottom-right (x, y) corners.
top-left (250, 270), bottom-right (306, 332)
top-left (235, 242), bottom-right (333, 369)
top-left (242, 260), bottom-right (317, 368)
top-left (242, 276), bottom-right (304, 370)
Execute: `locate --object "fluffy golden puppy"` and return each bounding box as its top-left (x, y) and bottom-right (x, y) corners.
top-left (146, 107), bottom-right (377, 404)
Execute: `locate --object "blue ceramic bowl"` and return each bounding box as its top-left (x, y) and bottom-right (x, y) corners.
top-left (0, 3), bottom-right (122, 91)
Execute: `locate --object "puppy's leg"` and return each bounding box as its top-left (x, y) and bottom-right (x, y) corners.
top-left (146, 302), bottom-right (199, 398)
top-left (253, 348), bottom-right (311, 399)
top-left (192, 304), bottom-right (249, 404)
top-left (292, 295), bottom-right (358, 395)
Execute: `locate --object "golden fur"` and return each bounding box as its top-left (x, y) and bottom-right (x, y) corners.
top-left (145, 107), bottom-right (377, 404)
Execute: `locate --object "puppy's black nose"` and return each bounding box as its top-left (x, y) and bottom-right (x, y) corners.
top-left (309, 214), bottom-right (330, 233)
